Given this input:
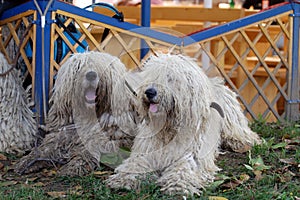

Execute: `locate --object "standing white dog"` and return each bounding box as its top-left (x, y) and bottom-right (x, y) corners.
top-left (107, 53), bottom-right (261, 195)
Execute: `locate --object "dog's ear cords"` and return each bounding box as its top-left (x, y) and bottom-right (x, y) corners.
top-left (125, 80), bottom-right (137, 97)
top-left (210, 102), bottom-right (224, 118)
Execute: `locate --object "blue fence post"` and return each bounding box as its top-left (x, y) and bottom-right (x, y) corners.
top-left (140, 0), bottom-right (151, 59)
top-left (286, 2), bottom-right (300, 121)
top-left (34, 0), bottom-right (53, 124)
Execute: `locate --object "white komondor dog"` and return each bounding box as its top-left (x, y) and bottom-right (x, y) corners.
top-left (210, 77), bottom-right (262, 152)
top-left (0, 52), bottom-right (37, 155)
top-left (107, 53), bottom-right (261, 196)
top-left (15, 51), bottom-right (136, 176)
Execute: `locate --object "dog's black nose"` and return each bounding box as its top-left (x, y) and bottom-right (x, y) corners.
top-left (86, 71), bottom-right (97, 81)
top-left (145, 88), bottom-right (157, 100)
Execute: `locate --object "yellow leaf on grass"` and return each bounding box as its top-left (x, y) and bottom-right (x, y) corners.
top-left (209, 196), bottom-right (228, 200)
top-left (234, 144), bottom-right (251, 153)
top-left (74, 185), bottom-right (82, 190)
top-left (93, 171), bottom-right (109, 176)
top-left (46, 191), bottom-right (67, 198)
top-left (33, 182), bottom-right (45, 187)
top-left (254, 170), bottom-right (263, 181)
top-left (240, 173), bottom-right (250, 182)
top-left (43, 169), bottom-right (57, 176)
top-left (69, 190), bottom-right (82, 195)
top-left (69, 185), bottom-right (83, 195)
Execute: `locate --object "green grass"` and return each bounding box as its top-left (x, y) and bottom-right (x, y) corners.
top-left (0, 120), bottom-right (299, 200)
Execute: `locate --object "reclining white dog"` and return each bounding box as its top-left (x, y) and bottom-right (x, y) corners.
top-left (107, 53), bottom-right (261, 195)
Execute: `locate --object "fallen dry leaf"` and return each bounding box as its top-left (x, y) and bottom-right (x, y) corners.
top-left (0, 153), bottom-right (8, 170)
top-left (0, 180), bottom-right (18, 187)
top-left (221, 180), bottom-right (242, 189)
top-left (239, 173), bottom-right (250, 182)
top-left (25, 177), bottom-right (38, 184)
top-left (0, 153), bottom-right (7, 160)
top-left (284, 138), bottom-right (300, 145)
top-left (233, 144), bottom-right (251, 153)
top-left (279, 170), bottom-right (296, 183)
top-left (74, 185), bottom-right (82, 191)
top-left (254, 170), bottom-right (263, 181)
top-left (208, 196), bottom-right (228, 200)
top-left (32, 182), bottom-right (45, 187)
top-left (221, 173), bottom-right (251, 189)
top-left (42, 169), bottom-right (57, 177)
top-left (46, 191), bottom-right (67, 198)
top-left (275, 165), bottom-right (291, 174)
top-left (93, 170), bottom-right (111, 178)
top-left (285, 145), bottom-right (298, 151)
top-left (279, 158), bottom-right (297, 165)
top-left (69, 190), bottom-right (82, 195)
top-left (93, 171), bottom-right (109, 176)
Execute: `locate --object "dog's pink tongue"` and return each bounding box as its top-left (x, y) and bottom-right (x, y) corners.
top-left (149, 103), bottom-right (158, 113)
top-left (85, 90), bottom-right (96, 101)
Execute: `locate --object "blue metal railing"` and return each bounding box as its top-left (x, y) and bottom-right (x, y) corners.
top-left (287, 2), bottom-right (300, 120)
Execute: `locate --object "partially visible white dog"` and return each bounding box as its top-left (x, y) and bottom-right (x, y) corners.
top-left (0, 52), bottom-right (37, 155)
top-left (210, 77), bottom-right (261, 152)
top-left (15, 51), bottom-right (136, 176)
top-left (107, 53), bottom-right (261, 195)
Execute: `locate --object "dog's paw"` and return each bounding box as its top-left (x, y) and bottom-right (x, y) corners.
top-left (106, 173), bottom-right (139, 190)
top-left (159, 181), bottom-right (202, 196)
top-left (57, 155), bottom-right (98, 176)
top-left (222, 133), bottom-right (262, 153)
top-left (14, 154), bottom-right (57, 175)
